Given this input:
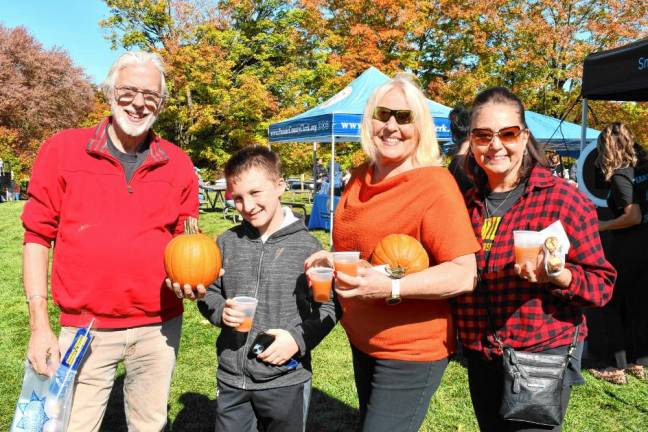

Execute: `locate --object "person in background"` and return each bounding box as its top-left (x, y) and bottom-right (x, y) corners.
top-left (569, 161), bottom-right (578, 184)
top-left (13, 181), bottom-right (20, 201)
top-left (342, 168), bottom-right (352, 187)
top-left (455, 87), bottom-right (615, 431)
top-left (305, 74), bottom-right (479, 432)
top-left (21, 51), bottom-right (198, 431)
top-left (592, 122), bottom-right (648, 384)
top-left (548, 151), bottom-right (566, 178)
top-left (447, 105), bottom-right (473, 193)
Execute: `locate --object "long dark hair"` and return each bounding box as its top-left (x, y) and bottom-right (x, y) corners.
top-left (464, 87), bottom-right (548, 190)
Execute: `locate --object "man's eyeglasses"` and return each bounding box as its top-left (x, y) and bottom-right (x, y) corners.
top-left (373, 107), bottom-right (414, 125)
top-left (114, 86), bottom-right (163, 109)
top-left (470, 126), bottom-right (527, 146)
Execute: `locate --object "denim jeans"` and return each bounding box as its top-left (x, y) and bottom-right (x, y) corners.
top-left (351, 345), bottom-right (448, 432)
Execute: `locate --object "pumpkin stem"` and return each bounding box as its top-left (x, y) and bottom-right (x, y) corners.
top-left (386, 266), bottom-right (406, 279)
top-left (184, 217), bottom-right (200, 234)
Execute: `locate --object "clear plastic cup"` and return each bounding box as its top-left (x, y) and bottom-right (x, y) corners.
top-left (333, 251), bottom-right (360, 289)
top-left (513, 230), bottom-right (543, 271)
top-left (231, 296), bottom-right (258, 332)
top-left (309, 267), bottom-right (334, 303)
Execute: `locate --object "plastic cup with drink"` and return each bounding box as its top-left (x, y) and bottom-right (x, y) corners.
top-left (333, 251), bottom-right (360, 289)
top-left (309, 267), bottom-right (334, 302)
top-left (513, 230), bottom-right (543, 272)
top-left (231, 296), bottom-right (258, 332)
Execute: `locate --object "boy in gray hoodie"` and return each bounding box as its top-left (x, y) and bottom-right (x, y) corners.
top-left (197, 146), bottom-right (338, 432)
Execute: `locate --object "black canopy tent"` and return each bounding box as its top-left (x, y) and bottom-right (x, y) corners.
top-left (582, 37), bottom-right (648, 102)
top-left (580, 37), bottom-right (648, 151)
top-left (578, 37), bottom-right (648, 206)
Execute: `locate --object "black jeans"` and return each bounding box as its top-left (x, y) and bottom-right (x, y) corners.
top-left (214, 379), bottom-right (311, 432)
top-left (351, 345), bottom-right (448, 432)
top-left (465, 348), bottom-right (577, 432)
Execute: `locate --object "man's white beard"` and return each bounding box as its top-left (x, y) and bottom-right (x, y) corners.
top-left (111, 100), bottom-right (158, 138)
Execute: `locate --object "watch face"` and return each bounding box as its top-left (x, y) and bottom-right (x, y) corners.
top-left (386, 297), bottom-right (402, 305)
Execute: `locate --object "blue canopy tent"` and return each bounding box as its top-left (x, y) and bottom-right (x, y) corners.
top-left (268, 66), bottom-right (599, 235)
top-left (524, 111), bottom-right (600, 158)
top-left (268, 67), bottom-right (451, 236)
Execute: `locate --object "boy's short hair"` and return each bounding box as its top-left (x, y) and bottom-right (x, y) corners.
top-left (224, 146), bottom-right (282, 183)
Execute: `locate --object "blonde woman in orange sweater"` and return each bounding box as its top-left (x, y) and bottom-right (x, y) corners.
top-left (305, 74), bottom-right (479, 432)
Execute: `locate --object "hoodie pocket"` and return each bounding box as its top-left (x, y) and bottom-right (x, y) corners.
top-left (245, 356), bottom-right (300, 383)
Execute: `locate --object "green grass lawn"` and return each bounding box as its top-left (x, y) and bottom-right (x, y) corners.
top-left (1, 200), bottom-right (647, 431)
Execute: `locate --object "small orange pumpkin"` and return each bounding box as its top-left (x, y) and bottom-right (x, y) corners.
top-left (164, 217), bottom-right (222, 287)
top-left (370, 234), bottom-right (429, 278)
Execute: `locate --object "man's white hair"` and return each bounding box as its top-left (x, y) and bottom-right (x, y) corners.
top-left (101, 51), bottom-right (168, 99)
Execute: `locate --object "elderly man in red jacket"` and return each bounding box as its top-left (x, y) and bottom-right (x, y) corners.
top-left (21, 51), bottom-right (198, 431)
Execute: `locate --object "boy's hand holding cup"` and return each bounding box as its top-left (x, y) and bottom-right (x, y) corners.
top-left (222, 296), bottom-right (258, 332)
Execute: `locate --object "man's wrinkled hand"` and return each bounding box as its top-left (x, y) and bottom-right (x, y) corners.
top-left (28, 327), bottom-right (60, 377)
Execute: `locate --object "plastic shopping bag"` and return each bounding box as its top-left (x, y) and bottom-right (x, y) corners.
top-left (11, 321), bottom-right (94, 432)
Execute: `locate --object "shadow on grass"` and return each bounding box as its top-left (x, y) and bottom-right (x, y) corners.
top-left (100, 375), bottom-right (358, 432)
top-left (602, 388), bottom-right (648, 415)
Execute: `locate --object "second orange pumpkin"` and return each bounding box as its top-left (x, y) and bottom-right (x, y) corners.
top-left (370, 234), bottom-right (429, 279)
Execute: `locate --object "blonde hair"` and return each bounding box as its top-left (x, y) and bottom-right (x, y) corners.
top-left (360, 74), bottom-right (442, 166)
top-left (596, 122), bottom-right (637, 181)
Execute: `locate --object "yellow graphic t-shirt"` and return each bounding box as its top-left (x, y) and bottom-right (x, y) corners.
top-left (481, 216), bottom-right (503, 252)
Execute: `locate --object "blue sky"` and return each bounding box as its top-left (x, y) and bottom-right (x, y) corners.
top-left (1, 0), bottom-right (124, 84)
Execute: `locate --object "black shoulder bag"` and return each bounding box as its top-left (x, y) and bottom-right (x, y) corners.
top-left (491, 310), bottom-right (579, 427)
top-left (478, 210), bottom-right (579, 427)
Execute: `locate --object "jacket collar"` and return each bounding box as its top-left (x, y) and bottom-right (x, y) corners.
top-left (86, 117), bottom-right (169, 164)
top-left (240, 209), bottom-right (307, 242)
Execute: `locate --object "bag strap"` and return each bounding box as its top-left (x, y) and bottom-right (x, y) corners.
top-left (478, 217), bottom-right (580, 358)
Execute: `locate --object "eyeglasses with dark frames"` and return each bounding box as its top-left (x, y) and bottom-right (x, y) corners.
top-left (372, 106), bottom-right (414, 125)
top-left (114, 86), bottom-right (163, 109)
top-left (470, 126), bottom-right (527, 146)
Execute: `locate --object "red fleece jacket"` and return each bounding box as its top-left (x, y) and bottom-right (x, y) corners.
top-left (22, 118), bottom-right (199, 328)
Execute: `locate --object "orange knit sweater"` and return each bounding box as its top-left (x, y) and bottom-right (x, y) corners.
top-left (333, 163), bottom-right (480, 361)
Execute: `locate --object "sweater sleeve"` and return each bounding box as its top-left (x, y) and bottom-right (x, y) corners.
top-left (549, 189), bottom-right (616, 307)
top-left (22, 136), bottom-right (64, 247)
top-left (287, 240), bottom-right (340, 357)
top-left (420, 174), bottom-right (480, 263)
top-left (197, 236), bottom-right (226, 326)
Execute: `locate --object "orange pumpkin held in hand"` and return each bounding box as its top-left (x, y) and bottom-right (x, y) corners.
top-left (164, 217), bottom-right (221, 287)
top-left (371, 234), bottom-right (429, 279)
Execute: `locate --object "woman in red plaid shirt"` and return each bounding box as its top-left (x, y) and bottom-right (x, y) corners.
top-left (454, 87), bottom-right (616, 431)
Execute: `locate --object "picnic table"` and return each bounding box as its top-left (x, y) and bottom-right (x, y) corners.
top-left (200, 182), bottom-right (226, 210)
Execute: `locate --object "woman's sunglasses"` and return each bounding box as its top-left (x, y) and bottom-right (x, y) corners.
top-left (373, 107), bottom-right (414, 125)
top-left (470, 126), bottom-right (527, 146)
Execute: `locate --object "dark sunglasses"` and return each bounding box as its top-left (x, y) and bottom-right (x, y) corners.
top-left (470, 125), bottom-right (527, 146)
top-left (373, 107), bottom-right (414, 125)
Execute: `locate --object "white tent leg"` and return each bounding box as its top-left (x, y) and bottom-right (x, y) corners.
top-left (330, 136), bottom-right (335, 247)
top-left (580, 98), bottom-right (588, 152)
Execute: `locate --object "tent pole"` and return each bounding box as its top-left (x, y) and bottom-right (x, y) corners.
top-left (313, 142), bottom-right (318, 186)
top-left (580, 98), bottom-right (588, 152)
top-left (329, 136), bottom-right (335, 247)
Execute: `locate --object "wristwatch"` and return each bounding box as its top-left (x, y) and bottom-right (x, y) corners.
top-left (386, 278), bottom-right (402, 305)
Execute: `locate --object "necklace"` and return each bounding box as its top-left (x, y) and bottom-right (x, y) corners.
top-left (484, 188), bottom-right (514, 218)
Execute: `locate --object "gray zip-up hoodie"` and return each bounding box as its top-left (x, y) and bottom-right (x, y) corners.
top-left (197, 214), bottom-right (338, 390)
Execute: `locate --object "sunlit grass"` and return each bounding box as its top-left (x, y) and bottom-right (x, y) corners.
top-left (1, 201), bottom-right (647, 431)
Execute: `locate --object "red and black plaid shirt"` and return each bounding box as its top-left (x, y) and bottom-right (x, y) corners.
top-left (454, 166), bottom-right (616, 357)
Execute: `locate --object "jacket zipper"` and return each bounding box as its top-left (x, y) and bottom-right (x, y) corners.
top-left (240, 242), bottom-right (265, 390)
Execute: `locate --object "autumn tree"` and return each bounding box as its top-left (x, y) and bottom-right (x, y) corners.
top-left (101, 0), bottom-right (337, 175)
top-left (0, 25), bottom-right (95, 179)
